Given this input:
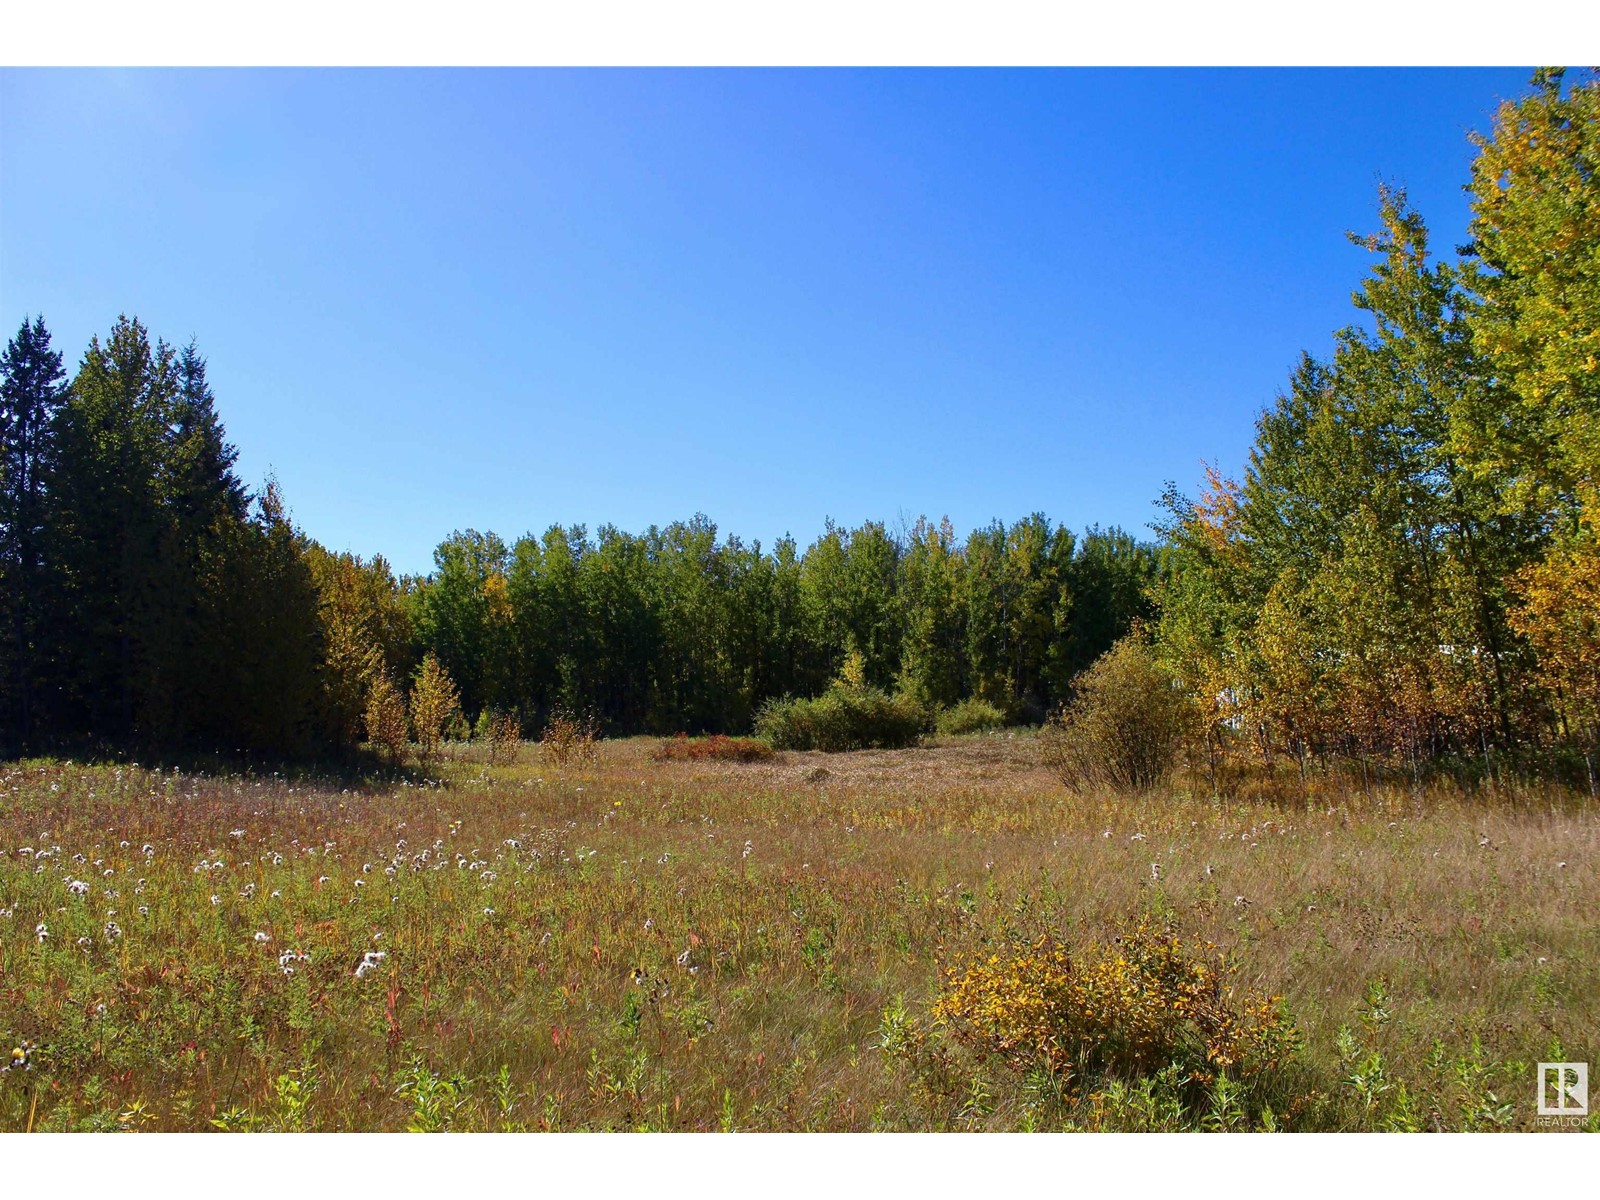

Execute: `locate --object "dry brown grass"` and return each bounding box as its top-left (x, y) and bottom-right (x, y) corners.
top-left (0, 736), bottom-right (1593, 1131)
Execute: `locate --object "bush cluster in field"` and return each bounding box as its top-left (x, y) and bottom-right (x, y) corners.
top-left (0, 744), bottom-right (1594, 1132)
top-left (933, 921), bottom-right (1299, 1117)
top-left (752, 652), bottom-right (929, 752)
top-left (651, 735), bottom-right (775, 764)
top-left (934, 699), bottom-right (1008, 738)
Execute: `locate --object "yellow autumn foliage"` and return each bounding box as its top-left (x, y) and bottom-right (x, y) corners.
top-left (933, 920), bottom-right (1298, 1094)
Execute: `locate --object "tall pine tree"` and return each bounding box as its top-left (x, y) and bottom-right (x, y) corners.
top-left (0, 316), bottom-right (69, 746)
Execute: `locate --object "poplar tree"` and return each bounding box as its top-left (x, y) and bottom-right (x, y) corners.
top-left (410, 651), bottom-right (460, 773)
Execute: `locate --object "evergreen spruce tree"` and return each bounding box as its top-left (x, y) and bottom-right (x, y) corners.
top-left (49, 316), bottom-right (177, 738)
top-left (0, 316), bottom-right (69, 746)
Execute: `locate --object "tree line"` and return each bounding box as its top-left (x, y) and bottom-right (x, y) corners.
top-left (1152, 69), bottom-right (1599, 787)
top-left (0, 314), bottom-right (328, 756)
top-left (0, 315), bottom-right (1156, 756)
top-left (4, 68), bottom-right (1594, 782)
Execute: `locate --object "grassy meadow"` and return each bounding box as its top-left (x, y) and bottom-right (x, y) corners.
top-left (0, 734), bottom-right (1595, 1132)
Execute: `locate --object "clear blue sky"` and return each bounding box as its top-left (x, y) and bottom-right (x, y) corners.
top-left (1, 68), bottom-right (1536, 576)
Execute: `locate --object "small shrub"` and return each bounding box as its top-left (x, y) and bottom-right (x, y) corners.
top-left (756, 686), bottom-right (928, 752)
top-left (409, 652), bottom-right (461, 774)
top-left (541, 711), bottom-right (598, 769)
top-left (652, 734), bottom-right (775, 763)
top-left (363, 674), bottom-right (409, 765)
top-left (936, 698), bottom-right (1007, 737)
top-left (487, 710), bottom-right (522, 765)
top-left (933, 919), bottom-right (1298, 1112)
top-left (1039, 632), bottom-right (1191, 792)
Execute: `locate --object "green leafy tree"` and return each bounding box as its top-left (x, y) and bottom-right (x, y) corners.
top-left (1462, 68), bottom-right (1600, 526)
top-left (409, 651), bottom-right (460, 773)
top-left (410, 530), bottom-right (513, 722)
top-left (1510, 534), bottom-right (1600, 793)
top-left (306, 546), bottom-right (412, 748)
top-left (898, 516), bottom-right (968, 708)
top-left (364, 672), bottom-right (409, 765)
top-left (1062, 526), bottom-right (1157, 686)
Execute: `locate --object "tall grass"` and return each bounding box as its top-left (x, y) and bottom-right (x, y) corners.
top-left (0, 741), bottom-right (1593, 1131)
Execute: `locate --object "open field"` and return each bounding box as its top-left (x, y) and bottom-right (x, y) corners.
top-left (1, 735), bottom-right (1595, 1131)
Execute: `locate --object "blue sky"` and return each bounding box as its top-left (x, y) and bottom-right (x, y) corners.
top-left (0, 68), bottom-right (1537, 576)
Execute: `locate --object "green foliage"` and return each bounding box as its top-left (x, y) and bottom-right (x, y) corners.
top-left (0, 316), bottom-right (68, 748)
top-left (409, 652), bottom-right (460, 773)
top-left (1463, 68), bottom-right (1600, 522)
top-left (0, 305), bottom-right (1160, 758)
top-left (935, 697), bottom-right (1007, 737)
top-left (306, 546), bottom-right (411, 749)
top-left (755, 683), bottom-right (929, 752)
top-left (0, 315), bottom-right (336, 758)
top-left (1152, 73), bottom-right (1600, 777)
top-left (363, 673), bottom-right (409, 764)
top-left (933, 919), bottom-right (1300, 1120)
top-left (1041, 632), bottom-right (1190, 792)
top-left (6, 72), bottom-right (1597, 784)
top-left (408, 530), bottom-right (514, 724)
top-left (395, 1058), bottom-right (470, 1132)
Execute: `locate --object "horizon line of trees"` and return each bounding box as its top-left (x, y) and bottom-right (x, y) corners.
top-left (4, 68), bottom-right (1596, 786)
top-left (0, 312), bottom-right (1158, 756)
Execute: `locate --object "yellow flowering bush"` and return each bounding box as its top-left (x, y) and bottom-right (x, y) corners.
top-left (933, 920), bottom-right (1298, 1098)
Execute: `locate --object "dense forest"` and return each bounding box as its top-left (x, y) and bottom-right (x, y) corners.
top-left (0, 311), bottom-right (1158, 755)
top-left (1, 69), bottom-right (1596, 781)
